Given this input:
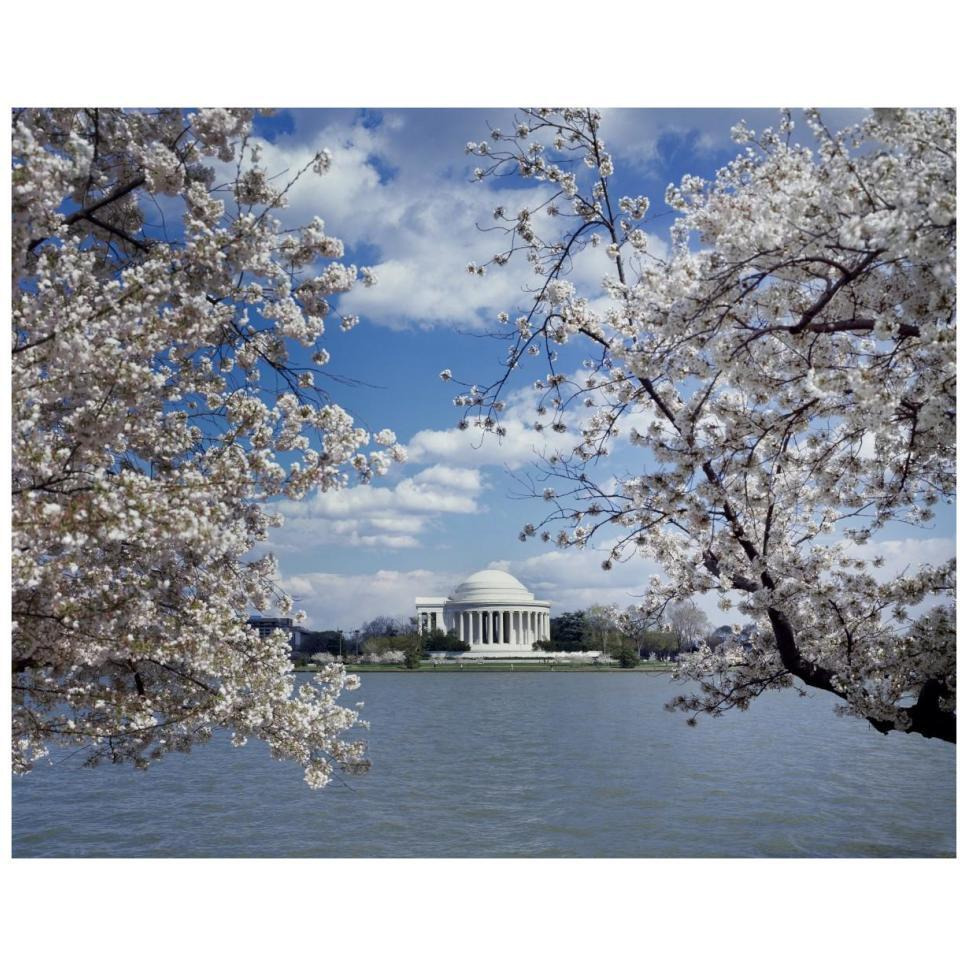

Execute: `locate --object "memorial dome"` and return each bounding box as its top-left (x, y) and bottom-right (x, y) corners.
top-left (450, 569), bottom-right (534, 603)
top-left (416, 569), bottom-right (549, 652)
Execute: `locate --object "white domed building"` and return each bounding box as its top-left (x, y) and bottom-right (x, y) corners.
top-left (415, 569), bottom-right (551, 655)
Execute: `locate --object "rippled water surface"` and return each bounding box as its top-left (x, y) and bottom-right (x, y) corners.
top-left (12, 672), bottom-right (955, 857)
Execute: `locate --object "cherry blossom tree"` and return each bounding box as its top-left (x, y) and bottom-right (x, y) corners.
top-left (667, 600), bottom-right (711, 656)
top-left (12, 108), bottom-right (405, 786)
top-left (458, 108), bottom-right (955, 742)
top-left (584, 602), bottom-right (619, 654)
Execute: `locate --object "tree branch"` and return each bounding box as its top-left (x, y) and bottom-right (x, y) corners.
top-left (28, 174), bottom-right (146, 254)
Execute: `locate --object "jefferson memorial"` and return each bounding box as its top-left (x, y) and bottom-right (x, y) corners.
top-left (416, 569), bottom-right (551, 653)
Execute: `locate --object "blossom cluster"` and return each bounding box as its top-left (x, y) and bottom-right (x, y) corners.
top-left (457, 108), bottom-right (956, 740)
top-left (12, 108), bottom-right (404, 784)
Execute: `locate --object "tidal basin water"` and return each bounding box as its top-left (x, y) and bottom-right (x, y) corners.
top-left (12, 672), bottom-right (955, 857)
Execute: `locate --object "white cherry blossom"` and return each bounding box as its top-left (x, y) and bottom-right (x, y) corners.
top-left (463, 108), bottom-right (956, 742)
top-left (12, 108), bottom-right (404, 784)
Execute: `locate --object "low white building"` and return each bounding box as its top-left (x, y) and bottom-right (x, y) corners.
top-left (415, 569), bottom-right (551, 654)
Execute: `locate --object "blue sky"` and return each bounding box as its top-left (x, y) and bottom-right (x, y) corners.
top-left (246, 108), bottom-right (955, 631)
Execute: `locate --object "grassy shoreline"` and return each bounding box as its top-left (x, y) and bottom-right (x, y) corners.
top-left (295, 661), bottom-right (674, 673)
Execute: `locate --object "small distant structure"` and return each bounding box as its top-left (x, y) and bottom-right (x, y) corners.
top-left (248, 616), bottom-right (303, 651)
top-left (708, 625), bottom-right (734, 647)
top-left (708, 623), bottom-right (757, 650)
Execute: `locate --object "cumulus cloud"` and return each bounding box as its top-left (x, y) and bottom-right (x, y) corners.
top-left (492, 543), bottom-right (661, 613)
top-left (408, 375), bottom-right (657, 474)
top-left (406, 421), bottom-right (570, 471)
top-left (247, 108), bottom-right (874, 336)
top-left (842, 536), bottom-right (956, 582)
top-left (338, 251), bottom-right (530, 330)
top-left (246, 108), bottom-right (685, 333)
top-left (600, 108), bottom-right (871, 174)
top-left (268, 464), bottom-right (485, 553)
top-left (279, 567), bottom-right (474, 630)
top-left (407, 379), bottom-right (577, 470)
top-left (248, 112), bottom-right (557, 330)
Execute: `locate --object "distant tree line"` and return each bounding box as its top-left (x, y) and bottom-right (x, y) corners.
top-left (537, 607), bottom-right (680, 659)
top-left (536, 602), bottom-right (745, 661)
top-left (291, 615), bottom-right (468, 669)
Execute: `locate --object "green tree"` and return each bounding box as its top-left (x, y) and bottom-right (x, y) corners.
top-left (538, 610), bottom-right (590, 651)
top-left (422, 628), bottom-right (469, 652)
top-left (617, 648), bottom-right (639, 669)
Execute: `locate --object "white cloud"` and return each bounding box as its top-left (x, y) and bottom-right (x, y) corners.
top-left (493, 543), bottom-right (661, 612)
top-left (842, 536), bottom-right (956, 581)
top-left (279, 567), bottom-right (472, 630)
top-left (339, 252), bottom-right (530, 330)
top-left (249, 116), bottom-right (557, 331)
top-left (413, 463), bottom-right (485, 492)
top-left (407, 379), bottom-right (579, 470)
top-left (406, 421), bottom-right (572, 471)
top-left (247, 108), bottom-right (874, 335)
top-left (407, 376), bottom-right (657, 474)
top-left (269, 464), bottom-right (485, 553)
top-left (600, 108), bottom-right (870, 174)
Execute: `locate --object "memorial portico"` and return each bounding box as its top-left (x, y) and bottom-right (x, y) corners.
top-left (415, 570), bottom-right (551, 654)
